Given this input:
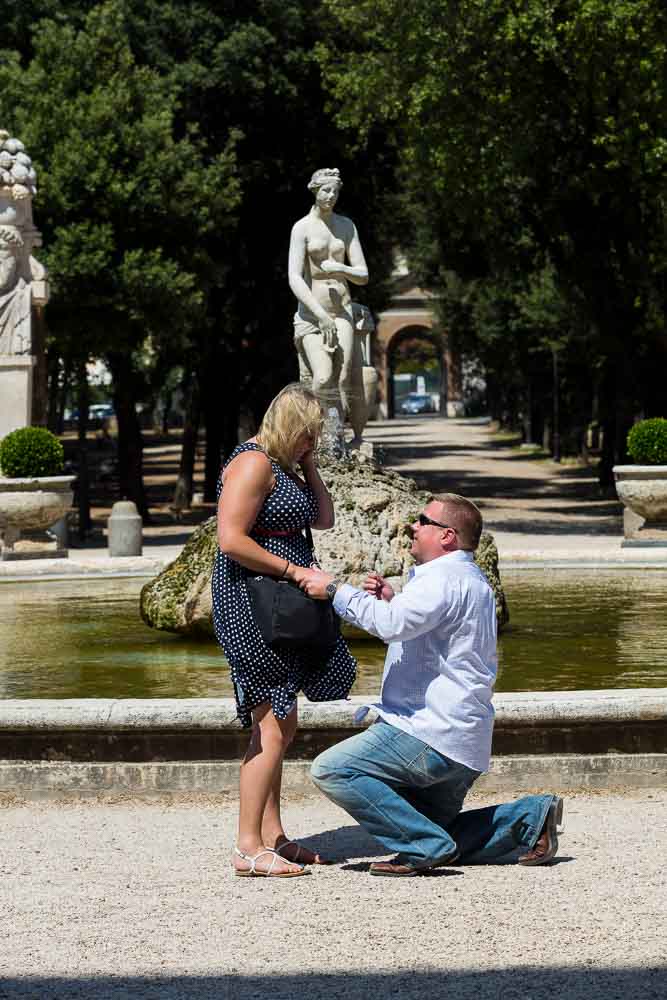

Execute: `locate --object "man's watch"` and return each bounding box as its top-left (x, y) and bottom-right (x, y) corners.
top-left (325, 578), bottom-right (342, 601)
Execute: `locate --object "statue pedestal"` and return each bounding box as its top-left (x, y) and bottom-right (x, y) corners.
top-left (0, 356), bottom-right (35, 440)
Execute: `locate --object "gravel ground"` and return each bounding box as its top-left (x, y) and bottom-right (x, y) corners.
top-left (1, 790), bottom-right (665, 999)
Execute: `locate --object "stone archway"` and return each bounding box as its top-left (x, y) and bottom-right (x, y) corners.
top-left (373, 277), bottom-right (463, 419)
top-left (385, 325), bottom-right (445, 419)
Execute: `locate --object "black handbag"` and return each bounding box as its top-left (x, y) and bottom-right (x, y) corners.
top-left (245, 526), bottom-right (339, 654)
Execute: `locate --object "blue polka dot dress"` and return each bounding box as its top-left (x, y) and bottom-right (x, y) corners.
top-left (212, 442), bottom-right (357, 728)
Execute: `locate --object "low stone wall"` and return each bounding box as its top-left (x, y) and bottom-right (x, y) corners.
top-left (2, 754), bottom-right (666, 798)
top-left (0, 691), bottom-right (665, 770)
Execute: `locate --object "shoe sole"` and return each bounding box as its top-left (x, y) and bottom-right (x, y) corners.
top-left (234, 868), bottom-right (311, 878)
top-left (518, 796), bottom-right (563, 867)
top-left (369, 851), bottom-right (460, 877)
top-left (555, 795), bottom-right (564, 829)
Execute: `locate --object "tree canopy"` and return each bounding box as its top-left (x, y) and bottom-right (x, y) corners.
top-left (320, 0), bottom-right (667, 475)
top-left (1, 0), bottom-right (397, 511)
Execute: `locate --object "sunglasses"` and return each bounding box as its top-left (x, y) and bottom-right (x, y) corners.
top-left (418, 513), bottom-right (457, 532)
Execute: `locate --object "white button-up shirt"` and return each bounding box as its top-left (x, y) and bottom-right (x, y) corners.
top-left (332, 549), bottom-right (498, 772)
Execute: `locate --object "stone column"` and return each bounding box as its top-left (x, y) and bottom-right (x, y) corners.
top-left (0, 356), bottom-right (35, 439)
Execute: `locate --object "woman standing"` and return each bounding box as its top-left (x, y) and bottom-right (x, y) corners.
top-left (289, 167), bottom-right (369, 446)
top-left (213, 384), bottom-right (356, 877)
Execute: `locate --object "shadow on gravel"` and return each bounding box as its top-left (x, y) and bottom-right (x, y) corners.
top-left (2, 968), bottom-right (666, 999)
top-left (292, 824), bottom-right (379, 861)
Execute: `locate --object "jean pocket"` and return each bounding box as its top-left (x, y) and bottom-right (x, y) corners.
top-left (410, 748), bottom-right (481, 793)
top-left (408, 747), bottom-right (455, 787)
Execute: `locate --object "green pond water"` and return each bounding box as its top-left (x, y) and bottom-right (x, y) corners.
top-left (0, 571), bottom-right (666, 699)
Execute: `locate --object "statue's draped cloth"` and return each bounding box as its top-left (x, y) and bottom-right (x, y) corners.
top-left (0, 278), bottom-right (31, 355)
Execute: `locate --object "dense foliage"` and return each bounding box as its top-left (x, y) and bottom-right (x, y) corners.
top-left (0, 426), bottom-right (64, 478)
top-left (2, 0), bottom-right (665, 503)
top-left (627, 418), bottom-right (667, 465)
top-left (1, 0), bottom-right (396, 513)
top-left (319, 0), bottom-right (667, 479)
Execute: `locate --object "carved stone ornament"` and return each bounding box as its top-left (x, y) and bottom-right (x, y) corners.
top-left (0, 131), bottom-right (48, 357)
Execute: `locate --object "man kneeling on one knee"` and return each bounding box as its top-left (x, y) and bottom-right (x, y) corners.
top-left (301, 493), bottom-right (562, 876)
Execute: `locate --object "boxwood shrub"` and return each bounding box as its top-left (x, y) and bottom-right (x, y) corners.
top-left (626, 417), bottom-right (667, 465)
top-left (0, 426), bottom-right (65, 478)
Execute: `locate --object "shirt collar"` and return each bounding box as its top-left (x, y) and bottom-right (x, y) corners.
top-left (412, 549), bottom-right (474, 577)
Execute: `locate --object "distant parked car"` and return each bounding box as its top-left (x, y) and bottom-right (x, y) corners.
top-left (400, 393), bottom-right (434, 415)
top-left (88, 404), bottom-right (114, 421)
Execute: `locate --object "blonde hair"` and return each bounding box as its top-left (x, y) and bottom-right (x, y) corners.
top-left (437, 493), bottom-right (483, 551)
top-left (256, 384), bottom-right (323, 470)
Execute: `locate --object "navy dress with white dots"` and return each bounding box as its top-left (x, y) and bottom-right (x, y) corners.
top-left (212, 442), bottom-right (357, 728)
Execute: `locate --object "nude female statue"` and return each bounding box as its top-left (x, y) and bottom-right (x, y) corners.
top-left (288, 168), bottom-right (369, 446)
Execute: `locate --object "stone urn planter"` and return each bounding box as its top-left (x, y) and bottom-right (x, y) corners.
top-left (0, 475), bottom-right (75, 560)
top-left (613, 466), bottom-right (667, 545)
top-left (614, 418), bottom-right (667, 546)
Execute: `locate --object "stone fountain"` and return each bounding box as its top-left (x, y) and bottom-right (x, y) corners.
top-left (141, 168), bottom-right (509, 632)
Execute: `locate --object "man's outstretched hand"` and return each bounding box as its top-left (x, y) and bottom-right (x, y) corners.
top-left (363, 572), bottom-right (395, 602)
top-left (301, 567), bottom-right (335, 600)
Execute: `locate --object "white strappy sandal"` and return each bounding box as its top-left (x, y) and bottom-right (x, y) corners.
top-left (233, 846), bottom-right (309, 878)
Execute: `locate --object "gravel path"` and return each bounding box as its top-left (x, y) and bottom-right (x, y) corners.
top-left (1, 791), bottom-right (665, 998)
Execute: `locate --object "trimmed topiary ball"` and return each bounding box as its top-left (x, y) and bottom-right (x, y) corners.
top-left (0, 426), bottom-right (65, 478)
top-left (627, 418), bottom-right (667, 465)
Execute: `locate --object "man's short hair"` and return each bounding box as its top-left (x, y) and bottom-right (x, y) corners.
top-left (437, 494), bottom-right (483, 551)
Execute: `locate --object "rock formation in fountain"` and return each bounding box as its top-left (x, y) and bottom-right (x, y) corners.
top-left (140, 451), bottom-right (509, 638)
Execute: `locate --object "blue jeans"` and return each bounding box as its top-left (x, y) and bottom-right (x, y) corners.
top-left (311, 721), bottom-right (556, 867)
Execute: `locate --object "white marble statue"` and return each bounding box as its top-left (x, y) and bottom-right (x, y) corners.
top-left (0, 130), bottom-right (48, 442)
top-left (289, 167), bottom-right (373, 447)
top-left (0, 131), bottom-right (47, 358)
top-left (0, 226), bottom-right (32, 355)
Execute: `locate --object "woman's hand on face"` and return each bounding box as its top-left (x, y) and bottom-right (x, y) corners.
top-left (299, 449), bottom-right (315, 471)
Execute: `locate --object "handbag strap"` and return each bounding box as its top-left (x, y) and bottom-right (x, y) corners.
top-left (304, 523), bottom-right (320, 568)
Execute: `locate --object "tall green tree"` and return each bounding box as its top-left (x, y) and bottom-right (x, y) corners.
top-left (0, 1), bottom-right (240, 515)
top-left (121, 0), bottom-right (398, 496)
top-left (4, 1), bottom-right (399, 506)
top-left (321, 0), bottom-right (667, 479)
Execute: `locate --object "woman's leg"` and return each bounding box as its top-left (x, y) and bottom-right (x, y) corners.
top-left (261, 761), bottom-right (331, 864)
top-left (234, 703), bottom-right (302, 874)
top-left (259, 706), bottom-right (297, 846)
top-left (336, 319), bottom-right (366, 442)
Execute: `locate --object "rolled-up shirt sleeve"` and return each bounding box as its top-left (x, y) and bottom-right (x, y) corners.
top-left (332, 578), bottom-right (449, 643)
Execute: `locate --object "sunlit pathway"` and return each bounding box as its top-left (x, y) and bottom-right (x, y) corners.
top-left (363, 416), bottom-right (665, 562)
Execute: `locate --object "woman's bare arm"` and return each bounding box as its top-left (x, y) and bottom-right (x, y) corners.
top-left (218, 451), bottom-right (318, 584)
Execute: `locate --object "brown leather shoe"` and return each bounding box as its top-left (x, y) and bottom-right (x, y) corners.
top-left (518, 796), bottom-right (563, 866)
top-left (369, 849), bottom-right (460, 877)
